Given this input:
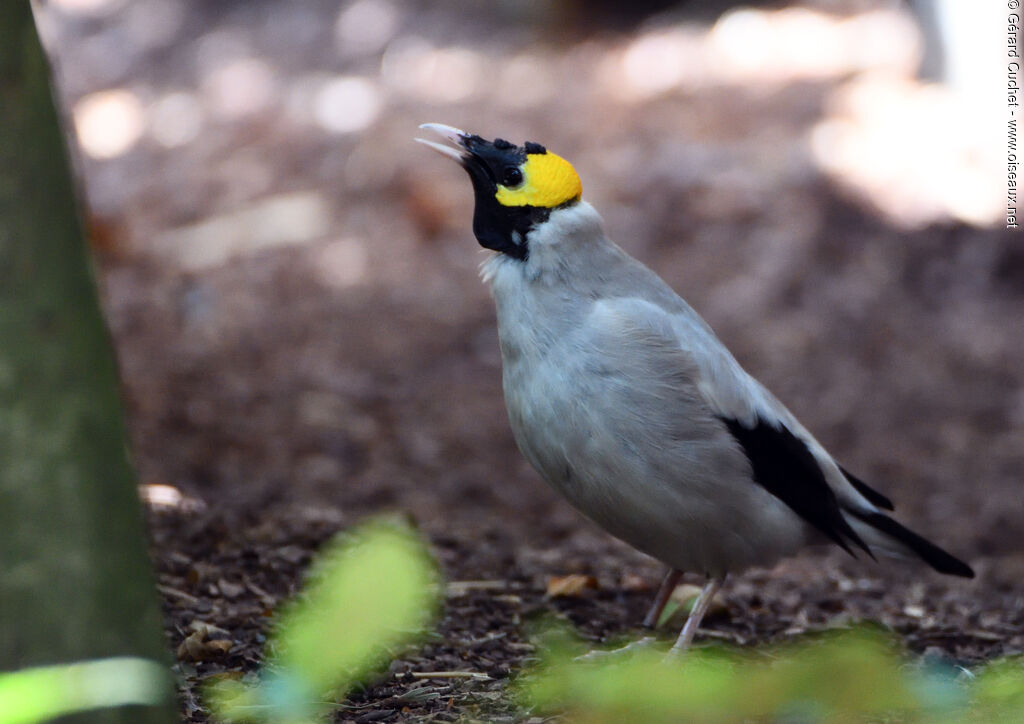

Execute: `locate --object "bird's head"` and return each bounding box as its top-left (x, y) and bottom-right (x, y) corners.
top-left (416, 123), bottom-right (582, 261)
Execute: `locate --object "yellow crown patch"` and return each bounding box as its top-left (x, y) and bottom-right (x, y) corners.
top-left (495, 152), bottom-right (582, 209)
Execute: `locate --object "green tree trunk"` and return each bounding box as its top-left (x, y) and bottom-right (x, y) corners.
top-left (0, 3), bottom-right (176, 721)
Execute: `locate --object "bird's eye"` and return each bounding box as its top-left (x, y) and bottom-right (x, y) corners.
top-left (501, 166), bottom-right (523, 187)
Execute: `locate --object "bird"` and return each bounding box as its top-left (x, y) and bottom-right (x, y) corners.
top-left (415, 122), bottom-right (974, 653)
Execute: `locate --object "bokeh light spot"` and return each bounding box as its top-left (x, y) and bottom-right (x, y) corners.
top-left (381, 39), bottom-right (481, 103)
top-left (335, 0), bottom-right (400, 57)
top-left (201, 57), bottom-right (278, 120)
top-left (73, 88), bottom-right (145, 159)
top-left (51, 0), bottom-right (126, 14)
top-left (312, 237), bottom-right (369, 289)
top-left (148, 91), bottom-right (204, 148)
top-left (313, 76), bottom-right (383, 134)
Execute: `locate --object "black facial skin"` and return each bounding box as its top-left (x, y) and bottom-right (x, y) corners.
top-left (458, 134), bottom-right (552, 261)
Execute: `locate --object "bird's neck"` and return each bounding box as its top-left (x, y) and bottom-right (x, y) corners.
top-left (483, 203), bottom-right (630, 367)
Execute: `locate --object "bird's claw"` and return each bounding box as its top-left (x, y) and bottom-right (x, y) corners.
top-left (573, 636), bottom-right (659, 663)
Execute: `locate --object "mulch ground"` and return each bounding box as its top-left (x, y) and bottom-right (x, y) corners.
top-left (148, 494), bottom-right (1023, 723)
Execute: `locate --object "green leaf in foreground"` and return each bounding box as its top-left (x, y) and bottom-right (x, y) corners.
top-left (519, 627), bottom-right (959, 724)
top-left (969, 656), bottom-right (1024, 722)
top-left (207, 518), bottom-right (438, 723)
top-left (0, 657), bottom-right (168, 724)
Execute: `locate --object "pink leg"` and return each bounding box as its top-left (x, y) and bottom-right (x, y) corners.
top-left (669, 576), bottom-right (725, 654)
top-left (642, 568), bottom-right (683, 629)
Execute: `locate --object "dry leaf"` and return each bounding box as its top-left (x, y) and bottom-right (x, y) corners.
top-left (188, 620), bottom-right (231, 637)
top-left (660, 584), bottom-right (727, 627)
top-left (205, 638), bottom-right (234, 655)
top-left (177, 623), bottom-right (235, 661)
top-left (619, 572), bottom-right (652, 592)
top-left (177, 630), bottom-right (207, 661)
top-left (546, 574), bottom-right (598, 598)
top-left (669, 583), bottom-right (705, 607)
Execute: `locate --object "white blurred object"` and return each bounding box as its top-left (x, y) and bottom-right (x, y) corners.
top-left (335, 0), bottom-right (401, 57)
top-left (812, 1), bottom-right (1002, 228)
top-left (51, 0), bottom-right (126, 14)
top-left (708, 8), bottom-right (920, 83)
top-left (201, 57), bottom-right (278, 120)
top-left (620, 28), bottom-right (705, 97)
top-left (910, 0), bottom-right (991, 92)
top-left (311, 237), bottom-right (370, 289)
top-left (601, 7), bottom-right (920, 100)
top-left (154, 191), bottom-right (332, 271)
top-left (493, 53), bottom-right (556, 108)
top-left (381, 39), bottom-right (482, 102)
top-left (139, 483), bottom-right (205, 512)
top-left (148, 91), bottom-right (204, 148)
top-left (812, 73), bottom-right (1000, 228)
top-left (313, 76), bottom-right (383, 134)
top-left (73, 88), bottom-right (145, 159)
top-left (710, 7), bottom-right (920, 82)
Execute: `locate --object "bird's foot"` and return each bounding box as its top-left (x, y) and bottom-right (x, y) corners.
top-left (663, 643), bottom-right (689, 663)
top-left (574, 636), bottom-right (659, 663)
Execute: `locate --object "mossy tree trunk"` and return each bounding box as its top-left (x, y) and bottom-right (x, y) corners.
top-left (0, 3), bottom-right (175, 721)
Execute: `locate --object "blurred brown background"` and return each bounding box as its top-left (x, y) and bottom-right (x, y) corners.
top-left (30, 0), bottom-right (1022, 714)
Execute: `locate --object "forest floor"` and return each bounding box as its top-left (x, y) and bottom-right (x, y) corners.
top-left (38, 0), bottom-right (1022, 721)
top-left (147, 487), bottom-right (1023, 722)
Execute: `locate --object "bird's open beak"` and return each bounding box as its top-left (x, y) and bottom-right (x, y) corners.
top-left (415, 123), bottom-right (471, 163)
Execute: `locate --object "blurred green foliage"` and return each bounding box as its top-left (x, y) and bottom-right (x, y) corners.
top-left (4, 521), bottom-right (1019, 724)
top-left (0, 657), bottom-right (168, 724)
top-left (205, 518), bottom-right (438, 723)
top-left (969, 657), bottom-right (1024, 723)
top-left (520, 625), bottom-right (1024, 724)
top-left (0, 518), bottom-right (436, 724)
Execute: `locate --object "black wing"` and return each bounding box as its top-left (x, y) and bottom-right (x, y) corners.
top-left (721, 416), bottom-right (872, 558)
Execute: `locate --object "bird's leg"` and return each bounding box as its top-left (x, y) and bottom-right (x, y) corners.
top-left (575, 568), bottom-right (683, 663)
top-left (667, 575), bottom-right (725, 656)
top-left (642, 568), bottom-right (683, 629)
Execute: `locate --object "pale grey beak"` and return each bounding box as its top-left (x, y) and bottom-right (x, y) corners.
top-left (415, 122), bottom-right (470, 162)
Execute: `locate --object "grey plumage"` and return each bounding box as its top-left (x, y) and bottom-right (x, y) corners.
top-left (483, 201), bottom-right (967, 577)
top-left (418, 123), bottom-right (972, 652)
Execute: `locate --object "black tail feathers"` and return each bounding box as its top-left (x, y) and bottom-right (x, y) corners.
top-left (852, 511), bottom-right (974, 578)
top-left (839, 465), bottom-right (894, 511)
